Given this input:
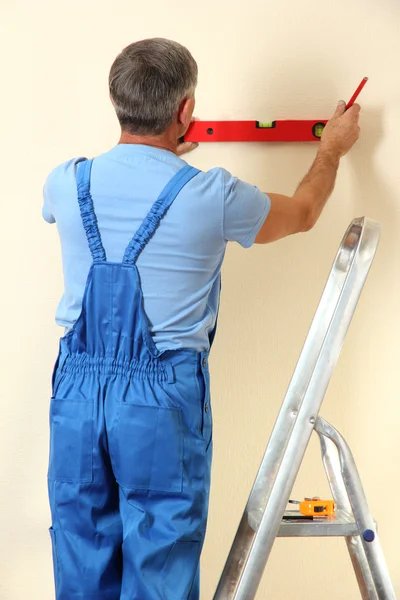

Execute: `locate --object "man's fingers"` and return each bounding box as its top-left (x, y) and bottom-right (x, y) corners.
top-left (333, 100), bottom-right (347, 118)
top-left (347, 103), bottom-right (361, 119)
top-left (176, 141), bottom-right (199, 156)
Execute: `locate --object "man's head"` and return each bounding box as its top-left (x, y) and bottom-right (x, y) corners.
top-left (109, 38), bottom-right (198, 141)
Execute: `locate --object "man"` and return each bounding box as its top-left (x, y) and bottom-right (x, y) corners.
top-left (43, 38), bottom-right (360, 600)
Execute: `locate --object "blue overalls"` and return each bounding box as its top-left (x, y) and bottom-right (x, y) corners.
top-left (48, 160), bottom-right (214, 600)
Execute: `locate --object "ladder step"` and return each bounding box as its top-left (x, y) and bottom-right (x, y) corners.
top-left (248, 509), bottom-right (376, 538)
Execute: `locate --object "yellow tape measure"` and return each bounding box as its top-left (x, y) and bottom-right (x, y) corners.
top-left (289, 497), bottom-right (335, 517)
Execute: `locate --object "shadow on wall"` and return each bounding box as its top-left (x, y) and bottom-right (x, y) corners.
top-left (349, 106), bottom-right (399, 242)
top-left (339, 106), bottom-right (400, 438)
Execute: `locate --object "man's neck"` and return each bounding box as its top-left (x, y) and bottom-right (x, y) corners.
top-left (118, 130), bottom-right (178, 154)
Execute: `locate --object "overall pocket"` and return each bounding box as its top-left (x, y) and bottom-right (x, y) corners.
top-left (111, 404), bottom-right (183, 493)
top-left (48, 398), bottom-right (93, 483)
top-left (200, 366), bottom-right (213, 452)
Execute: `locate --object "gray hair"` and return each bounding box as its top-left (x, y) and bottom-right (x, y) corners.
top-left (109, 38), bottom-right (198, 136)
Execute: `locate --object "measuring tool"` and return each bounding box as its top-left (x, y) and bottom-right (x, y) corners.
top-left (184, 78), bottom-right (368, 143)
top-left (184, 120), bottom-right (327, 143)
top-left (288, 497), bottom-right (336, 517)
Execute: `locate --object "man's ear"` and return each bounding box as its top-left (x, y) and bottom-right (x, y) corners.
top-left (178, 97), bottom-right (195, 130)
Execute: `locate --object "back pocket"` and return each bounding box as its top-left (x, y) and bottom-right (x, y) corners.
top-left (48, 398), bottom-right (93, 483)
top-left (111, 404), bottom-right (183, 493)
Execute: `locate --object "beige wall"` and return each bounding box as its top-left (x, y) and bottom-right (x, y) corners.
top-left (1, 0), bottom-right (399, 598)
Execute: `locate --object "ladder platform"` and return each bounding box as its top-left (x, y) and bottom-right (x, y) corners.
top-left (248, 509), bottom-right (375, 538)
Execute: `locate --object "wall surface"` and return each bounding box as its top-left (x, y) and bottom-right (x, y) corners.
top-left (1, 0), bottom-right (399, 598)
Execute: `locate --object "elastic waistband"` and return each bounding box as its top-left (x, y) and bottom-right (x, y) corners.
top-left (60, 352), bottom-right (174, 383)
top-left (57, 348), bottom-right (209, 383)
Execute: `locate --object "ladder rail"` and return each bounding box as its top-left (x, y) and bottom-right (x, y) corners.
top-left (214, 217), bottom-right (381, 600)
top-left (315, 418), bottom-right (396, 600)
top-left (318, 428), bottom-right (379, 599)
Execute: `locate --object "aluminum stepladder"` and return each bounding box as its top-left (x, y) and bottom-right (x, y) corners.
top-left (214, 217), bottom-right (396, 600)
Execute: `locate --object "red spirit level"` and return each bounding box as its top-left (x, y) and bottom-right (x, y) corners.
top-left (184, 78), bottom-right (368, 143)
top-left (184, 120), bottom-right (328, 143)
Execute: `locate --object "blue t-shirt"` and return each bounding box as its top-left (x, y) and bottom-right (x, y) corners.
top-left (43, 144), bottom-right (270, 351)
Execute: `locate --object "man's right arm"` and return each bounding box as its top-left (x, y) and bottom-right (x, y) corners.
top-left (255, 101), bottom-right (361, 244)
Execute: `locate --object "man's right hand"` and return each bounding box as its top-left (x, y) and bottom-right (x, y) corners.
top-left (255, 101), bottom-right (362, 244)
top-left (319, 101), bottom-right (361, 159)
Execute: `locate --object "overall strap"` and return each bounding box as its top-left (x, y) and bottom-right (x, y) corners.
top-left (123, 165), bottom-right (201, 265)
top-left (76, 159), bottom-right (107, 263)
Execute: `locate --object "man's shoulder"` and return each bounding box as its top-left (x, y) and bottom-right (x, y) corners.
top-left (193, 166), bottom-right (234, 191)
top-left (201, 166), bottom-right (231, 180)
top-left (44, 156), bottom-right (235, 197)
top-left (44, 156), bottom-right (87, 191)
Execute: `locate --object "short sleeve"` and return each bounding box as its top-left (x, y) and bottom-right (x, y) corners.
top-left (221, 169), bottom-right (270, 247)
top-left (42, 157), bottom-right (86, 224)
top-left (42, 174), bottom-right (56, 224)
